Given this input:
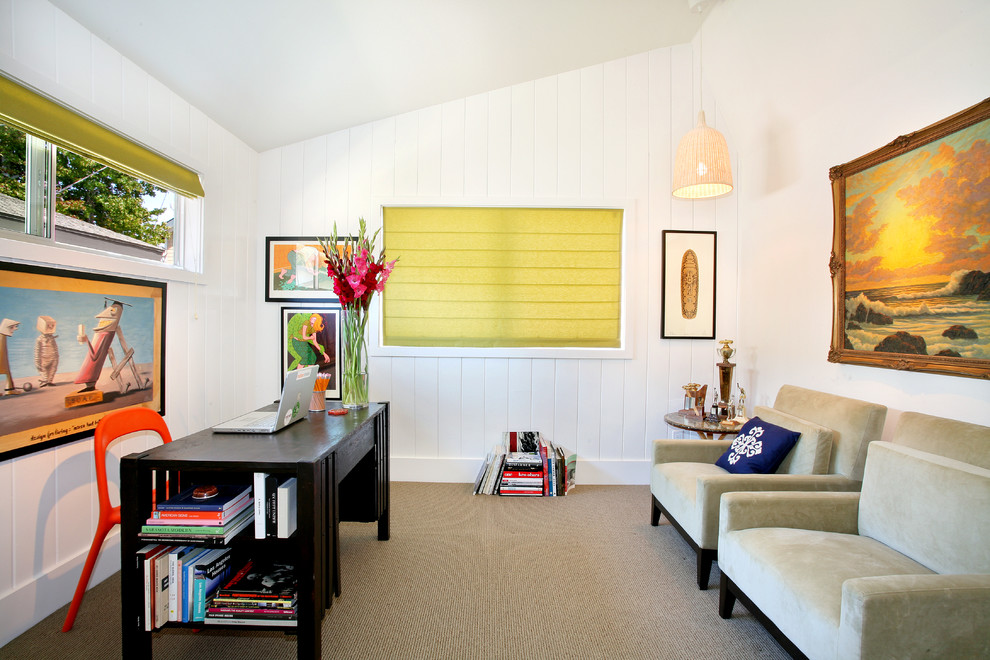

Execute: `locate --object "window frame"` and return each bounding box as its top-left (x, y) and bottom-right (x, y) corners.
top-left (369, 199), bottom-right (635, 360)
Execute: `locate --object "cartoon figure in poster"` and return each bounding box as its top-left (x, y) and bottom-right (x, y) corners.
top-left (276, 246), bottom-right (322, 291)
top-left (68, 300), bottom-right (149, 407)
top-left (34, 315), bottom-right (59, 387)
top-left (287, 312), bottom-right (330, 370)
top-left (1, 318), bottom-right (22, 395)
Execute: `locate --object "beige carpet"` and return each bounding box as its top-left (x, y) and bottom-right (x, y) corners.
top-left (1, 482), bottom-right (787, 659)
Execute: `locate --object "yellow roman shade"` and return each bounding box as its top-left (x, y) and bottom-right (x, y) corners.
top-left (382, 206), bottom-right (623, 348)
top-left (0, 74), bottom-right (204, 198)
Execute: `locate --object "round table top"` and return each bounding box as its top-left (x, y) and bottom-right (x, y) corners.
top-left (664, 410), bottom-right (742, 436)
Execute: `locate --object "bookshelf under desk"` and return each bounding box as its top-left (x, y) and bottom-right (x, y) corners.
top-left (119, 402), bottom-right (390, 659)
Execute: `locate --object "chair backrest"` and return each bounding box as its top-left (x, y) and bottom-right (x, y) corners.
top-left (94, 408), bottom-right (172, 515)
top-left (772, 385), bottom-right (887, 481)
top-left (859, 441), bottom-right (990, 575)
top-left (891, 411), bottom-right (990, 470)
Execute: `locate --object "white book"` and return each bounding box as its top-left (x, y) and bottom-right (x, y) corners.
top-left (254, 472), bottom-right (268, 539)
top-left (277, 477), bottom-right (298, 538)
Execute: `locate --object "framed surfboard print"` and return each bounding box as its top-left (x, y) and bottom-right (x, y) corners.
top-left (661, 230), bottom-right (717, 339)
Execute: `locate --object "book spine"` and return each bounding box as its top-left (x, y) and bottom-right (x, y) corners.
top-left (141, 523), bottom-right (232, 535)
top-left (206, 607), bottom-right (297, 617)
top-left (203, 616), bottom-right (297, 627)
top-left (210, 598), bottom-right (295, 608)
top-left (265, 474), bottom-right (278, 538)
top-left (254, 473), bottom-right (267, 539)
top-left (277, 478), bottom-right (298, 538)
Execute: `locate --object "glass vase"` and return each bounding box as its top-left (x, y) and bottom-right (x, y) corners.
top-left (340, 305), bottom-right (369, 409)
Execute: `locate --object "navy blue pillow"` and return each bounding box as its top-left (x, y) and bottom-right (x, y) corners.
top-left (715, 416), bottom-right (800, 474)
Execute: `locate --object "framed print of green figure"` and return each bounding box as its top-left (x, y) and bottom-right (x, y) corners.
top-left (829, 97), bottom-right (990, 379)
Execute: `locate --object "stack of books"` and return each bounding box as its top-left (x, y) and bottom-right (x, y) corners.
top-left (204, 558), bottom-right (298, 627)
top-left (472, 431), bottom-right (575, 496)
top-left (140, 484), bottom-right (254, 545)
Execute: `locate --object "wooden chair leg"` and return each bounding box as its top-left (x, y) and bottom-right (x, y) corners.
top-left (62, 519), bottom-right (114, 632)
top-left (650, 496), bottom-right (661, 526)
top-left (697, 548), bottom-right (717, 590)
top-left (719, 573), bottom-right (736, 618)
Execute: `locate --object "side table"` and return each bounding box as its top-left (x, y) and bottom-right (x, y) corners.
top-left (663, 410), bottom-right (742, 440)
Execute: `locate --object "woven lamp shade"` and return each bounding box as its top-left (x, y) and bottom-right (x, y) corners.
top-left (672, 111), bottom-right (733, 199)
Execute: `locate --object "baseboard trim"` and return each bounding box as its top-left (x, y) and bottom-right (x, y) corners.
top-left (390, 456), bottom-right (650, 485)
top-left (0, 534), bottom-right (120, 647)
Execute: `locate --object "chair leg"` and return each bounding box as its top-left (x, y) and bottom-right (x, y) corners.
top-left (650, 496), bottom-right (661, 526)
top-left (697, 548), bottom-right (717, 590)
top-left (719, 573), bottom-right (736, 619)
top-left (62, 520), bottom-right (114, 632)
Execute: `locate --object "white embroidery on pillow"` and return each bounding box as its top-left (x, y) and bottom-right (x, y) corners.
top-left (727, 425), bottom-right (764, 465)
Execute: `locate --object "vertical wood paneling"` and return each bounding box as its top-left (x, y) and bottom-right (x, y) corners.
top-left (394, 111), bottom-right (419, 197)
top-left (463, 94), bottom-right (488, 197)
top-left (622, 52), bottom-right (650, 459)
top-left (533, 76), bottom-right (557, 198)
top-left (506, 359), bottom-right (533, 431)
top-left (301, 136), bottom-right (328, 234)
top-left (460, 358), bottom-right (486, 456)
top-left (278, 143), bottom-right (305, 233)
top-left (553, 360), bottom-right (579, 451)
top-left (416, 106), bottom-right (442, 198)
top-left (580, 65), bottom-right (605, 199)
top-left (0, 458), bottom-right (12, 593)
top-left (12, 0), bottom-right (55, 79)
top-left (437, 358), bottom-right (462, 456)
top-left (414, 357), bottom-right (439, 456)
top-left (440, 100), bottom-right (465, 197)
top-left (0, 0), bottom-right (14, 58)
top-left (120, 58), bottom-right (149, 133)
top-left (530, 359), bottom-right (556, 439)
top-left (576, 360), bottom-right (603, 458)
top-left (148, 78), bottom-right (171, 146)
top-left (510, 81), bottom-right (535, 197)
top-left (556, 70), bottom-right (581, 198)
top-left (390, 357), bottom-right (416, 456)
top-left (371, 118), bottom-right (396, 199)
top-left (347, 124), bottom-right (373, 223)
top-left (603, 59), bottom-right (626, 200)
top-left (90, 38), bottom-right (122, 118)
top-left (487, 88), bottom-right (511, 197)
top-left (483, 359), bottom-right (509, 450)
top-left (326, 131), bottom-right (350, 223)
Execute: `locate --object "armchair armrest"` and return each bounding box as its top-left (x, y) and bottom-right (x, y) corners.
top-left (839, 574), bottom-right (990, 660)
top-left (719, 490), bottom-right (861, 536)
top-left (653, 438), bottom-right (731, 465)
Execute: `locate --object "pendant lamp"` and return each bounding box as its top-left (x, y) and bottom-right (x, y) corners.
top-left (672, 110), bottom-right (733, 199)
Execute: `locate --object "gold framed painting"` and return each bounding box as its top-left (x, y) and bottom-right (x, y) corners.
top-left (829, 97), bottom-right (990, 379)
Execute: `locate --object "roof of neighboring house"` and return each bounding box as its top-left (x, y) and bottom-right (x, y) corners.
top-left (0, 192), bottom-right (164, 254)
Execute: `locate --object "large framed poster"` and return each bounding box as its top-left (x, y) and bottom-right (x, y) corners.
top-left (0, 261), bottom-right (166, 459)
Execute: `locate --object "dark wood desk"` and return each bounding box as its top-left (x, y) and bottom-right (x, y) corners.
top-left (119, 402), bottom-right (389, 659)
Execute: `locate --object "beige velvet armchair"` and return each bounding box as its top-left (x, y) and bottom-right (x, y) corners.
top-left (650, 384), bottom-right (887, 589)
top-left (717, 412), bottom-right (990, 660)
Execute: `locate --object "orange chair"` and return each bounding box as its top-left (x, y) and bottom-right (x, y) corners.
top-left (62, 407), bottom-right (172, 632)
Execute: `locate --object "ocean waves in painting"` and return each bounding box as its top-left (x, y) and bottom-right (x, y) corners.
top-left (845, 270), bottom-right (990, 359)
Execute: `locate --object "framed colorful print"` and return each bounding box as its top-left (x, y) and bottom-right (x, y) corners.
top-left (265, 236), bottom-right (350, 302)
top-left (829, 97), bottom-right (990, 380)
top-left (0, 261), bottom-right (166, 459)
top-left (661, 230), bottom-right (717, 339)
top-left (280, 306), bottom-right (341, 399)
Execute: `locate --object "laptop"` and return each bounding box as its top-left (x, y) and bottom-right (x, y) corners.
top-left (212, 365), bottom-right (320, 434)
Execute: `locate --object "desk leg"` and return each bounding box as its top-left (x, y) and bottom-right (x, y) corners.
top-left (120, 460), bottom-right (152, 659)
top-left (296, 460), bottom-right (324, 660)
top-left (331, 454), bottom-right (342, 598)
top-left (377, 405), bottom-right (390, 541)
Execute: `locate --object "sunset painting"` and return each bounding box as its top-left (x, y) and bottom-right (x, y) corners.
top-left (840, 109), bottom-right (990, 365)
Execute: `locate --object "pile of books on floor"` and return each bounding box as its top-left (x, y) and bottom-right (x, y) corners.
top-left (204, 557), bottom-right (297, 627)
top-left (473, 431), bottom-right (576, 496)
top-left (139, 484), bottom-right (254, 546)
top-left (135, 543), bottom-right (235, 630)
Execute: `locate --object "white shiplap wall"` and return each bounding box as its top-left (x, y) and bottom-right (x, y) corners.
top-left (257, 44), bottom-right (740, 484)
top-left (0, 0), bottom-right (261, 645)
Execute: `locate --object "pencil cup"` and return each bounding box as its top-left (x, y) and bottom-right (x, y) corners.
top-left (310, 374), bottom-right (330, 412)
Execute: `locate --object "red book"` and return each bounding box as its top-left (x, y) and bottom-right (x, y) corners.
top-left (501, 470), bottom-right (543, 479)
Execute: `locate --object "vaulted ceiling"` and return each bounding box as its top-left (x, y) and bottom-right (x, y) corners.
top-left (49, 0), bottom-right (709, 152)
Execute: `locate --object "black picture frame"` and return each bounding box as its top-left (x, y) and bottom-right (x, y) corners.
top-left (279, 305), bottom-right (342, 400)
top-left (0, 261), bottom-right (166, 459)
top-left (661, 230), bottom-right (717, 339)
top-left (265, 235), bottom-right (351, 302)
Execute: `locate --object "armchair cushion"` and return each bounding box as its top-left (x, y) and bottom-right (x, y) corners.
top-left (715, 416), bottom-right (799, 474)
top-left (752, 405), bottom-right (834, 475)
